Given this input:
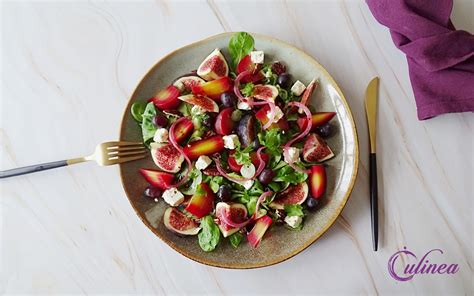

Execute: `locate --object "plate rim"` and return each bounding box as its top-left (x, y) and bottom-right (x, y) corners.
top-left (118, 32), bottom-right (359, 269)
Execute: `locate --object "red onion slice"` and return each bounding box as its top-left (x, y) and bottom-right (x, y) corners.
top-left (234, 70), bottom-right (253, 102)
top-left (283, 101), bottom-right (313, 174)
top-left (263, 102), bottom-right (276, 130)
top-left (213, 156), bottom-right (253, 182)
top-left (169, 117), bottom-right (192, 188)
top-left (254, 147), bottom-right (266, 178)
top-left (252, 191), bottom-right (273, 219)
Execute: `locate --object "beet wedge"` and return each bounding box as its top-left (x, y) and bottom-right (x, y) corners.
top-left (183, 135), bottom-right (225, 160)
top-left (297, 112), bottom-right (336, 131)
top-left (185, 183), bottom-right (214, 218)
top-left (309, 165), bottom-right (326, 199)
top-left (247, 215), bottom-right (273, 248)
top-left (139, 169), bottom-right (174, 190)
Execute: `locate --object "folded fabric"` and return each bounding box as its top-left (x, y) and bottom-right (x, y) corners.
top-left (366, 0), bottom-right (474, 120)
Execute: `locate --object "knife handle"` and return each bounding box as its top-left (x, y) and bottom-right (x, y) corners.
top-left (369, 153), bottom-right (378, 251)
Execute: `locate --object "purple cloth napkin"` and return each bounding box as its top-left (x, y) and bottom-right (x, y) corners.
top-left (366, 0), bottom-right (474, 120)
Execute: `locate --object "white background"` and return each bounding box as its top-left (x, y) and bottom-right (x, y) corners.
top-left (1, 0), bottom-right (472, 294)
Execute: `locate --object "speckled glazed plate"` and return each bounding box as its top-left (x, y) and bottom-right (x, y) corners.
top-left (119, 32), bottom-right (358, 269)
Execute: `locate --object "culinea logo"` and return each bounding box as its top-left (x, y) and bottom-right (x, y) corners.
top-left (388, 247), bottom-right (460, 281)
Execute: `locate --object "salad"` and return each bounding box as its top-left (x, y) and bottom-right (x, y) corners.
top-left (130, 32), bottom-right (337, 251)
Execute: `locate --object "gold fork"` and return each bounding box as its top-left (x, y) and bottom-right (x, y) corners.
top-left (0, 141), bottom-right (147, 179)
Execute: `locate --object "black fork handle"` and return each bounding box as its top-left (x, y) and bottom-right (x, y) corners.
top-left (0, 160), bottom-right (68, 179)
top-left (370, 153), bottom-right (378, 251)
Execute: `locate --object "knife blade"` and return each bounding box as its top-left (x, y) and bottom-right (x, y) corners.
top-left (365, 77), bottom-right (379, 251)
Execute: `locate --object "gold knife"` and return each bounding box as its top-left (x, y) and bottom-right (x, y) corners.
top-left (365, 77), bottom-right (379, 251)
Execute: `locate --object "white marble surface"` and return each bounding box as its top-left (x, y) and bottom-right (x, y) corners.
top-left (1, 0), bottom-right (473, 294)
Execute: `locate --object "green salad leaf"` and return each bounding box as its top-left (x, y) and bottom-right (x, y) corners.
top-left (131, 101), bottom-right (147, 123)
top-left (274, 164), bottom-right (308, 184)
top-left (198, 215), bottom-right (221, 252)
top-left (240, 82), bottom-right (254, 97)
top-left (229, 232), bottom-right (243, 248)
top-left (233, 144), bottom-right (253, 166)
top-left (228, 32), bottom-right (254, 69)
top-left (284, 204), bottom-right (304, 217)
top-left (141, 102), bottom-right (158, 144)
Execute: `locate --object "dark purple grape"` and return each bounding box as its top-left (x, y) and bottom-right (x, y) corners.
top-left (277, 73), bottom-right (291, 88)
top-left (271, 61), bottom-right (287, 76)
top-left (221, 92), bottom-right (237, 108)
top-left (305, 197), bottom-right (320, 210)
top-left (144, 186), bottom-right (162, 199)
top-left (217, 185), bottom-right (232, 202)
top-left (152, 114), bottom-right (168, 127)
top-left (315, 123), bottom-right (333, 138)
top-left (258, 169), bottom-right (275, 185)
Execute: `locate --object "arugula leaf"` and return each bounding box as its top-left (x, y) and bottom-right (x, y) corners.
top-left (131, 101), bottom-right (147, 123)
top-left (198, 216), bottom-right (221, 252)
top-left (208, 176), bottom-right (225, 193)
top-left (284, 204), bottom-right (304, 217)
top-left (141, 102), bottom-right (158, 144)
top-left (177, 102), bottom-right (192, 116)
top-left (228, 32), bottom-right (254, 69)
top-left (267, 182), bottom-right (281, 192)
top-left (262, 64), bottom-right (277, 85)
top-left (229, 232), bottom-right (243, 248)
top-left (233, 145), bottom-right (253, 166)
top-left (240, 82), bottom-right (254, 97)
top-left (274, 165), bottom-right (308, 184)
top-left (180, 168), bottom-right (202, 195)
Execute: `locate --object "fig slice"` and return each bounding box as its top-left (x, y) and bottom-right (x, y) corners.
top-left (247, 215), bottom-right (273, 248)
top-left (300, 79), bottom-right (318, 106)
top-left (150, 143), bottom-right (184, 173)
top-left (197, 48), bottom-right (229, 81)
top-left (178, 94), bottom-right (219, 113)
top-left (185, 183), bottom-right (215, 218)
top-left (252, 85), bottom-right (278, 101)
top-left (139, 168), bottom-right (174, 190)
top-left (297, 112), bottom-right (336, 131)
top-left (183, 135), bottom-right (225, 160)
top-left (191, 77), bottom-right (232, 100)
top-left (214, 107), bottom-right (236, 135)
top-left (215, 202), bottom-right (248, 237)
top-left (173, 76), bottom-right (205, 92)
top-left (269, 182), bottom-right (309, 210)
top-left (302, 133), bottom-right (334, 163)
top-left (309, 165), bottom-right (326, 199)
top-left (150, 85), bottom-right (181, 110)
top-left (163, 207), bottom-right (200, 235)
top-left (236, 55), bottom-right (264, 83)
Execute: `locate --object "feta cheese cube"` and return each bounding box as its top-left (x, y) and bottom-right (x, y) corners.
top-left (191, 105), bottom-right (206, 115)
top-left (235, 179), bottom-right (254, 190)
top-left (162, 188), bottom-right (184, 207)
top-left (237, 101), bottom-right (252, 110)
top-left (195, 155), bottom-right (212, 170)
top-left (284, 215), bottom-right (303, 228)
top-left (153, 128), bottom-right (169, 143)
top-left (223, 134), bottom-right (240, 150)
top-left (284, 147), bottom-right (300, 164)
top-left (291, 80), bottom-right (306, 96)
top-left (266, 106), bottom-right (284, 123)
top-left (250, 51), bottom-right (264, 64)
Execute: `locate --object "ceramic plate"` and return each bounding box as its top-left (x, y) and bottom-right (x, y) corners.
top-left (119, 32), bottom-right (358, 269)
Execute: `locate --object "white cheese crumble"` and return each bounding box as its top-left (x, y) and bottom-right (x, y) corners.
top-left (284, 147), bottom-right (300, 164)
top-left (291, 80), bottom-right (306, 96)
top-left (266, 106), bottom-right (284, 123)
top-left (191, 105), bottom-right (206, 115)
top-left (162, 188), bottom-right (184, 207)
top-left (153, 128), bottom-right (169, 143)
top-left (250, 51), bottom-right (264, 64)
top-left (195, 155), bottom-right (212, 170)
top-left (240, 163), bottom-right (256, 179)
top-left (223, 134), bottom-right (240, 150)
top-left (237, 101), bottom-right (252, 110)
top-left (285, 215), bottom-right (303, 228)
top-left (235, 179), bottom-right (254, 190)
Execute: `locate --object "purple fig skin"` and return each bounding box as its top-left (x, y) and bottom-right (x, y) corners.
top-left (237, 114), bottom-right (257, 148)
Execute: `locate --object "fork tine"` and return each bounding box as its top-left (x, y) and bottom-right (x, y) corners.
top-left (108, 150), bottom-right (148, 158)
top-left (108, 154), bottom-right (147, 165)
top-left (108, 146), bottom-right (147, 152)
top-left (104, 141), bottom-right (144, 148)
